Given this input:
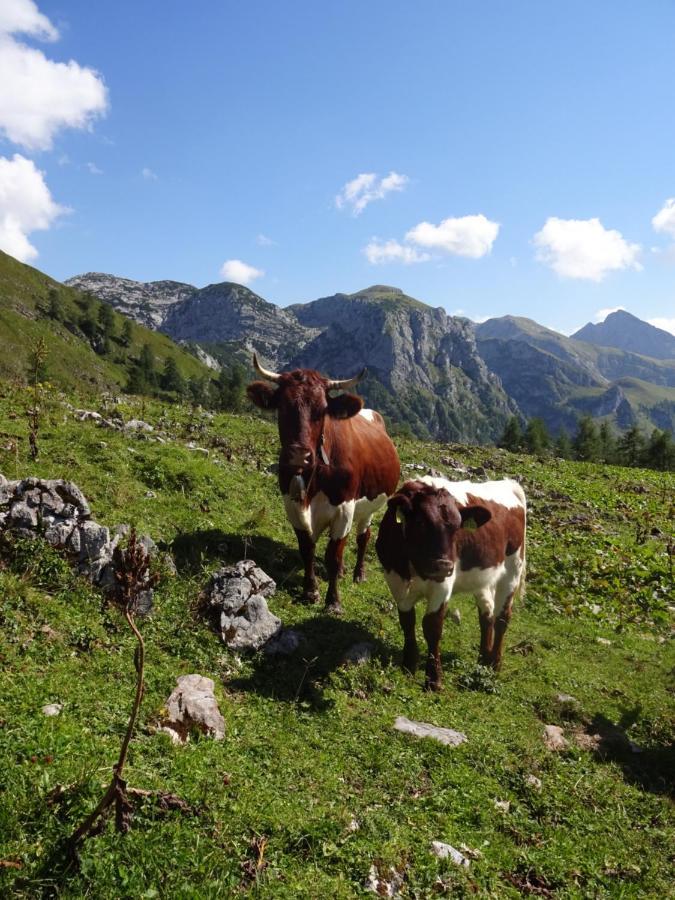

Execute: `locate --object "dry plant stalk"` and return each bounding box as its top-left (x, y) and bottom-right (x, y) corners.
top-left (67, 528), bottom-right (159, 853)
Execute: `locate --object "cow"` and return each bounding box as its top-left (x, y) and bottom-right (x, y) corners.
top-left (246, 353), bottom-right (400, 614)
top-left (376, 476), bottom-right (526, 691)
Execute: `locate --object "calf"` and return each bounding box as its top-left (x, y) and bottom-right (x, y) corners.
top-left (376, 476), bottom-right (526, 690)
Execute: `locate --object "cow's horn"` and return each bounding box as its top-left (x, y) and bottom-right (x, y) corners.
top-left (252, 352), bottom-right (281, 382)
top-left (327, 367), bottom-right (367, 391)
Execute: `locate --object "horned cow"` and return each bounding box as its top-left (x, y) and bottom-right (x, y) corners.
top-left (376, 476), bottom-right (526, 691)
top-left (247, 354), bottom-right (400, 614)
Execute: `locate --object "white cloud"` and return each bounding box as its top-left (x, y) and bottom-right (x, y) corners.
top-left (647, 316), bottom-right (675, 336)
top-left (0, 4), bottom-right (108, 150)
top-left (220, 259), bottom-right (264, 285)
top-left (362, 239), bottom-right (430, 265)
top-left (256, 233), bottom-right (275, 246)
top-left (0, 153), bottom-right (67, 262)
top-left (533, 217), bottom-right (641, 281)
top-left (0, 0), bottom-right (57, 41)
top-left (85, 161), bottom-right (102, 175)
top-left (652, 198), bottom-right (675, 238)
top-left (335, 171), bottom-right (408, 215)
top-left (406, 214), bottom-right (500, 258)
top-left (593, 306), bottom-right (626, 322)
top-left (141, 166), bottom-right (157, 180)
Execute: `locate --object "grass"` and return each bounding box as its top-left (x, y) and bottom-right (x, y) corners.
top-left (0, 386), bottom-right (673, 898)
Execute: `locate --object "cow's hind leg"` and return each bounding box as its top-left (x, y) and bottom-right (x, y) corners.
top-left (398, 605), bottom-right (418, 674)
top-left (422, 600), bottom-right (447, 692)
top-left (325, 536), bottom-right (348, 614)
top-left (475, 588), bottom-right (495, 666)
top-left (353, 526), bottom-right (371, 583)
top-left (294, 528), bottom-right (320, 604)
top-left (489, 554), bottom-right (523, 669)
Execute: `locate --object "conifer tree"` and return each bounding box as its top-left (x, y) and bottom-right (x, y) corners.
top-left (499, 416), bottom-right (523, 452)
top-left (573, 416), bottom-right (600, 462)
top-left (617, 425), bottom-right (645, 468)
top-left (524, 417), bottom-right (550, 455)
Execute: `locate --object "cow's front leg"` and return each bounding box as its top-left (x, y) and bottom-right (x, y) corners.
top-left (422, 602), bottom-right (447, 692)
top-left (490, 594), bottom-right (514, 671)
top-left (325, 537), bottom-right (348, 614)
top-left (398, 607), bottom-right (418, 674)
top-left (353, 527), bottom-right (371, 583)
top-left (294, 528), bottom-right (320, 604)
top-left (476, 589), bottom-right (495, 666)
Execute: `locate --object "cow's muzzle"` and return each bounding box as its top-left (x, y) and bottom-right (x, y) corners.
top-left (282, 445), bottom-right (314, 469)
top-left (423, 559), bottom-right (455, 581)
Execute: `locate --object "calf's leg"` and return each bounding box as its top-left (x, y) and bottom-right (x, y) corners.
top-left (294, 528), bottom-right (320, 604)
top-left (475, 588), bottom-right (495, 666)
top-left (398, 607), bottom-right (418, 674)
top-left (353, 527), bottom-right (371, 583)
top-left (491, 593), bottom-right (514, 671)
top-left (422, 602), bottom-right (447, 692)
top-left (325, 536), bottom-right (348, 614)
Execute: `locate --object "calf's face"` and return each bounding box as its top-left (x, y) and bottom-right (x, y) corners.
top-left (388, 482), bottom-right (491, 581)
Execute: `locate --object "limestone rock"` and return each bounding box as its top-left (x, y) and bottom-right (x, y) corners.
top-left (161, 674), bottom-right (225, 743)
top-left (430, 841), bottom-right (470, 867)
top-left (393, 716), bottom-right (467, 747)
top-left (342, 642), bottom-right (374, 666)
top-left (543, 724), bottom-right (568, 751)
top-left (201, 560), bottom-right (280, 650)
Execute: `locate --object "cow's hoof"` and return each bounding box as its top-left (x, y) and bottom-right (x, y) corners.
top-left (424, 679), bottom-right (442, 693)
top-left (353, 567), bottom-right (366, 584)
top-left (326, 600), bottom-right (344, 616)
top-left (402, 654), bottom-right (419, 675)
top-left (302, 589), bottom-right (321, 605)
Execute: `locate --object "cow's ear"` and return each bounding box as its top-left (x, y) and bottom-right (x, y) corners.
top-left (460, 505), bottom-right (491, 530)
top-left (327, 391), bottom-right (363, 419)
top-left (247, 381), bottom-right (279, 410)
top-left (388, 493), bottom-right (412, 526)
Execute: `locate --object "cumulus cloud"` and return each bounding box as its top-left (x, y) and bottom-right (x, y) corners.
top-left (0, 2), bottom-right (108, 150)
top-left (593, 306), bottom-right (626, 322)
top-left (256, 233), bottom-right (276, 246)
top-left (220, 259), bottom-right (264, 285)
top-left (141, 166), bottom-right (157, 181)
top-left (362, 238), bottom-right (430, 265)
top-left (652, 198), bottom-right (675, 238)
top-left (533, 217), bottom-right (641, 281)
top-left (406, 214), bottom-right (500, 258)
top-left (335, 171), bottom-right (408, 215)
top-left (647, 317), bottom-right (675, 336)
top-left (0, 0), bottom-right (57, 41)
top-left (0, 153), bottom-right (67, 261)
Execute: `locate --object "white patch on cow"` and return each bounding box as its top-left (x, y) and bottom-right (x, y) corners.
top-left (384, 569), bottom-right (455, 615)
top-left (417, 476), bottom-right (525, 510)
top-left (358, 408), bottom-right (375, 422)
top-left (330, 498), bottom-right (355, 540)
top-left (353, 492), bottom-right (388, 535)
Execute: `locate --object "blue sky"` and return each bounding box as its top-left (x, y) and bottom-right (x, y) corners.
top-left (1, 0), bottom-right (674, 335)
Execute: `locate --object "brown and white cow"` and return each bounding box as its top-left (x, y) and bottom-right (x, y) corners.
top-left (247, 354), bottom-right (400, 613)
top-left (376, 476), bottom-right (526, 690)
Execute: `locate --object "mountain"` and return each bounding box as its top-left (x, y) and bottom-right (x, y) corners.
top-left (475, 315), bottom-right (675, 433)
top-left (572, 309), bottom-right (675, 360)
top-left (0, 252), bottom-right (213, 397)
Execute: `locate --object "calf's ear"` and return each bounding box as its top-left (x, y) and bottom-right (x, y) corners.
top-left (460, 504), bottom-right (491, 530)
top-left (388, 493), bottom-right (412, 525)
top-left (327, 392), bottom-right (364, 419)
top-left (247, 381), bottom-right (279, 410)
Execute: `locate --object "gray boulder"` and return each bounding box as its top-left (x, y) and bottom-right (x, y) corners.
top-left (160, 674), bottom-right (225, 743)
top-left (201, 560), bottom-right (281, 650)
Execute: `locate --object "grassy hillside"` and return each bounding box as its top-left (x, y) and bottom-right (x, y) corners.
top-left (0, 385), bottom-right (673, 897)
top-left (0, 251), bottom-right (212, 397)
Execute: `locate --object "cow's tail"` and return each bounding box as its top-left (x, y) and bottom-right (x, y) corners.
top-left (510, 479), bottom-right (527, 602)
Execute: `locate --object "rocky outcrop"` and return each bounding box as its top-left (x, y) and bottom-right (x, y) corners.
top-left (65, 273), bottom-right (195, 329)
top-left (200, 560), bottom-right (281, 650)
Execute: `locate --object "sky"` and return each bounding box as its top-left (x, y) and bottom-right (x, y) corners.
top-left (1, 0), bottom-right (675, 336)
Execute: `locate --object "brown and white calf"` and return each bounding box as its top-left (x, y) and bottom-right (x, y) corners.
top-left (247, 354), bottom-right (400, 614)
top-left (376, 476), bottom-right (526, 690)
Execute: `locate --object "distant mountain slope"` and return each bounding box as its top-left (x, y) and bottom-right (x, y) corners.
top-left (0, 252), bottom-right (213, 397)
top-left (572, 309), bottom-right (675, 360)
top-left (65, 272), bottom-right (195, 329)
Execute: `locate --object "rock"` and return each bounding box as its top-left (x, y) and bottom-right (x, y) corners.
top-left (525, 774), bottom-right (542, 790)
top-left (342, 642), bottom-right (374, 666)
top-left (393, 716), bottom-right (467, 747)
top-left (9, 501), bottom-right (38, 528)
top-left (494, 799), bottom-right (511, 812)
top-left (186, 442), bottom-right (209, 456)
top-left (74, 409), bottom-right (102, 422)
top-left (42, 703), bottom-right (63, 717)
top-left (430, 842), bottom-right (470, 867)
top-left (125, 419), bottom-right (154, 433)
top-left (366, 865), bottom-right (404, 896)
top-left (201, 560), bottom-right (280, 650)
top-left (264, 628), bottom-right (302, 656)
top-left (555, 693), bottom-right (579, 706)
top-left (161, 674), bottom-right (225, 743)
top-left (543, 724), bottom-right (568, 751)
top-left (596, 637), bottom-right (612, 646)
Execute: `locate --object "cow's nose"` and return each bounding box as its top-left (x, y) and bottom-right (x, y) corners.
top-left (432, 559), bottom-right (454, 577)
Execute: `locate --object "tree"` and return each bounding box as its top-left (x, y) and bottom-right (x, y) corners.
top-left (126, 343), bottom-right (157, 395)
top-left (160, 357), bottom-right (185, 394)
top-left (47, 287), bottom-right (64, 322)
top-left (598, 422), bottom-right (617, 464)
top-left (524, 418), bottom-right (550, 455)
top-left (139, 343), bottom-right (156, 384)
top-left (499, 416), bottom-right (523, 452)
top-left (617, 425), bottom-right (645, 468)
top-left (188, 375), bottom-right (210, 406)
top-left (644, 429), bottom-right (674, 471)
top-left (216, 364), bottom-right (245, 411)
top-left (555, 429), bottom-right (573, 459)
top-left (121, 318), bottom-right (133, 347)
top-left (99, 302), bottom-right (116, 340)
top-left (573, 416), bottom-right (600, 462)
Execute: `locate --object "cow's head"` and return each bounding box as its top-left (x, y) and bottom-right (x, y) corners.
top-left (247, 353), bottom-right (365, 473)
top-left (387, 480), bottom-right (491, 581)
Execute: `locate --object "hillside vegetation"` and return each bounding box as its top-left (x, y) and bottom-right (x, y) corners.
top-left (0, 384), bottom-right (673, 898)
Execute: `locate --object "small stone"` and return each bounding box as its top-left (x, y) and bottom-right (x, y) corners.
top-left (366, 865), bottom-right (404, 896)
top-left (348, 817), bottom-right (360, 832)
top-left (430, 842), bottom-right (470, 867)
top-left (125, 419), bottom-right (154, 432)
top-left (42, 703), bottom-right (63, 717)
top-left (525, 774), bottom-right (542, 790)
top-left (494, 799), bottom-right (510, 812)
top-left (596, 637), bottom-right (612, 646)
top-left (342, 642), bottom-right (374, 666)
top-left (161, 674), bottom-right (225, 743)
top-left (394, 716), bottom-right (467, 747)
top-left (543, 724), bottom-right (568, 751)
top-left (555, 693), bottom-right (578, 705)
